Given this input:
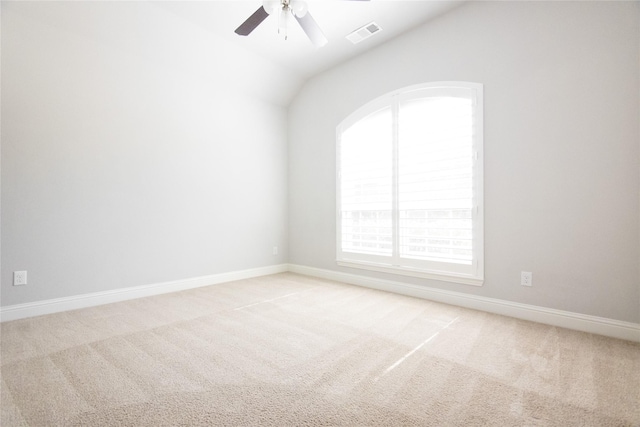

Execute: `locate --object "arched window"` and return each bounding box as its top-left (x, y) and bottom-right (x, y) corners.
top-left (336, 82), bottom-right (484, 285)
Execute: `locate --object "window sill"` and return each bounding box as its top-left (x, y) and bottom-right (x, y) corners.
top-left (336, 260), bottom-right (484, 286)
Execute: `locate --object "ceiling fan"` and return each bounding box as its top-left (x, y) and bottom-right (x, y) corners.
top-left (234, 0), bottom-right (368, 48)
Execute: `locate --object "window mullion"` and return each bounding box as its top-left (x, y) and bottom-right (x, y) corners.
top-left (391, 97), bottom-right (400, 266)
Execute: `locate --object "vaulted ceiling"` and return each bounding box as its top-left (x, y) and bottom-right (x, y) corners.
top-left (156, 1), bottom-right (465, 80)
top-left (3, 0), bottom-right (464, 106)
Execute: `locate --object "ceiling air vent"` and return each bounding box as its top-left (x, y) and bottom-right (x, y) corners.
top-left (346, 22), bottom-right (382, 44)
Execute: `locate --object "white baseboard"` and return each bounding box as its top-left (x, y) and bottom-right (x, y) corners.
top-left (288, 264), bottom-right (640, 343)
top-left (0, 264), bottom-right (289, 322)
top-left (3, 263), bottom-right (638, 343)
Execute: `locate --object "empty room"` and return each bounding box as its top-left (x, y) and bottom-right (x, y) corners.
top-left (1, 0), bottom-right (639, 425)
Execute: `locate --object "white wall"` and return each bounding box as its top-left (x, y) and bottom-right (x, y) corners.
top-left (1, 2), bottom-right (290, 306)
top-left (288, 1), bottom-right (640, 323)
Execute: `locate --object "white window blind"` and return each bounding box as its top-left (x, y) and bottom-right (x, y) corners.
top-left (340, 107), bottom-right (393, 257)
top-left (337, 82), bottom-right (483, 285)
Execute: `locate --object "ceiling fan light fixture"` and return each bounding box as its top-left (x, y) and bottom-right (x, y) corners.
top-left (290, 0), bottom-right (309, 17)
top-left (278, 6), bottom-right (290, 39)
top-left (235, 0), bottom-right (335, 46)
top-left (262, 0), bottom-right (280, 15)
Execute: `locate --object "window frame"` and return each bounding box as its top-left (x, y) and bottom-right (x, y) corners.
top-left (336, 82), bottom-right (484, 286)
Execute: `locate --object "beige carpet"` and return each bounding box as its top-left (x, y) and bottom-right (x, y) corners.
top-left (1, 272), bottom-right (639, 426)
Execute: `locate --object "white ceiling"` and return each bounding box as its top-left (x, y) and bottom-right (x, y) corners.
top-left (156, 1), bottom-right (465, 80)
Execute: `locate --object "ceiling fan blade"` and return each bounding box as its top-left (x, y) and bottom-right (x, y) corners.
top-left (294, 12), bottom-right (328, 47)
top-left (235, 6), bottom-right (270, 36)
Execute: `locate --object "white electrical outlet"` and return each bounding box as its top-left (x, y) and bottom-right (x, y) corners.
top-left (14, 271), bottom-right (27, 286)
top-left (272, 246), bottom-right (278, 256)
top-left (521, 271), bottom-right (532, 287)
